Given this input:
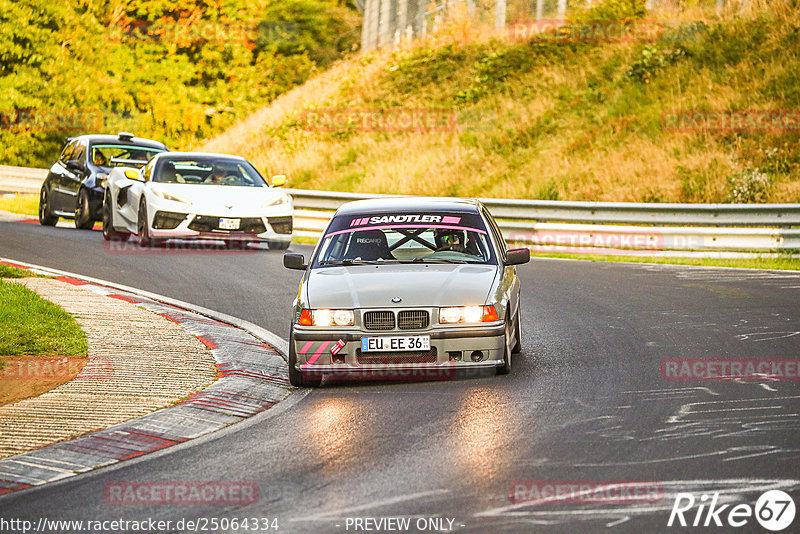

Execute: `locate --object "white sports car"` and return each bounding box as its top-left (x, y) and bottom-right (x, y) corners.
top-left (102, 152), bottom-right (293, 248)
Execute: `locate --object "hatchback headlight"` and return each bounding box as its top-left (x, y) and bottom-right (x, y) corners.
top-left (298, 309), bottom-right (354, 327)
top-left (439, 305), bottom-right (499, 324)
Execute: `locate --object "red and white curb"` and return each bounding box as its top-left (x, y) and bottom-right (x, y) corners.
top-left (0, 258), bottom-right (293, 497)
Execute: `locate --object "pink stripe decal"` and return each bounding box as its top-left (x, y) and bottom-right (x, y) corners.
top-left (442, 216), bottom-right (461, 224)
top-left (304, 341), bottom-right (331, 367)
top-left (299, 341), bottom-right (314, 355)
top-left (325, 224), bottom-right (488, 238)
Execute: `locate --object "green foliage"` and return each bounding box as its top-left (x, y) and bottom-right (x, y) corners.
top-left (660, 21), bottom-right (708, 48)
top-left (254, 0), bottom-right (361, 67)
top-left (389, 44), bottom-right (471, 94)
top-left (536, 180), bottom-right (561, 201)
top-left (626, 45), bottom-right (685, 84)
top-left (574, 0), bottom-right (647, 21)
top-left (0, 0), bottom-right (360, 167)
top-left (683, 14), bottom-right (771, 69)
top-left (214, 2), bottom-right (800, 204)
top-left (455, 41), bottom-right (571, 104)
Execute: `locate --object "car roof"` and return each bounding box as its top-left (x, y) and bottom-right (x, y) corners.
top-left (80, 134), bottom-right (167, 150)
top-left (335, 197), bottom-right (482, 216)
top-left (152, 151), bottom-right (248, 160)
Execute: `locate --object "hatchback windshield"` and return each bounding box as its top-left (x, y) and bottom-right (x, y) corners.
top-left (152, 156), bottom-right (267, 187)
top-left (90, 144), bottom-right (165, 168)
top-left (315, 212), bottom-right (496, 265)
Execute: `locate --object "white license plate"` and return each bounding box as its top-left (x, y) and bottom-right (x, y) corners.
top-left (219, 218), bottom-right (240, 230)
top-left (361, 336), bottom-right (431, 352)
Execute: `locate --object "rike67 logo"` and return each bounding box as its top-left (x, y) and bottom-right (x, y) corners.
top-left (668, 490), bottom-right (796, 531)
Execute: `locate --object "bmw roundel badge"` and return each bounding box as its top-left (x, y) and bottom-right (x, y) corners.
top-left (391, 296), bottom-right (402, 303)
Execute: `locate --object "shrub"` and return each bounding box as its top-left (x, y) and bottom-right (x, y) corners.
top-left (728, 169), bottom-right (772, 203)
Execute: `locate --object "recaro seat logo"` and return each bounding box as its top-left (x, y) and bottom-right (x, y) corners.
top-left (668, 490), bottom-right (796, 531)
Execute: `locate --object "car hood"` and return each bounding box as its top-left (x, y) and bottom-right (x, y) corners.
top-left (306, 264), bottom-right (499, 309)
top-left (147, 183), bottom-right (287, 212)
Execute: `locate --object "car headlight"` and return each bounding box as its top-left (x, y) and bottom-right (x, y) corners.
top-left (153, 187), bottom-right (191, 204)
top-left (298, 309), bottom-right (354, 326)
top-left (263, 194), bottom-right (289, 208)
top-left (439, 305), bottom-right (499, 324)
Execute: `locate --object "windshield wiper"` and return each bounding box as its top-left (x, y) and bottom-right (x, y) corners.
top-left (320, 259), bottom-right (393, 266)
top-left (405, 257), bottom-right (468, 264)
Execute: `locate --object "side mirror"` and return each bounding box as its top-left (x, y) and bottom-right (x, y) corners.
top-left (284, 253), bottom-right (307, 270)
top-left (66, 160), bottom-right (84, 172)
top-left (124, 169), bottom-right (142, 181)
top-left (505, 248), bottom-right (530, 266)
top-left (271, 174), bottom-right (287, 187)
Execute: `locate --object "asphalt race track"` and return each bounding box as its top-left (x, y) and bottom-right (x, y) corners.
top-left (2, 220), bottom-right (800, 533)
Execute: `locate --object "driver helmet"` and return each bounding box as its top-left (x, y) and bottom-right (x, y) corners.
top-left (209, 162), bottom-right (239, 181)
top-left (93, 149), bottom-right (107, 166)
top-left (434, 228), bottom-right (465, 250)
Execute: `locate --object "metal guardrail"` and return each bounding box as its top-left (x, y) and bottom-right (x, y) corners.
top-left (0, 166), bottom-right (48, 194)
top-left (1, 167), bottom-right (797, 253)
top-left (286, 188), bottom-right (800, 253)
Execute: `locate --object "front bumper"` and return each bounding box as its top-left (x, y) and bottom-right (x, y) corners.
top-left (148, 210), bottom-right (293, 243)
top-left (291, 323), bottom-right (505, 379)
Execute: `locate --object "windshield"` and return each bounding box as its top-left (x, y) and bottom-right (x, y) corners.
top-left (314, 212), bottom-right (496, 266)
top-left (152, 156), bottom-right (267, 187)
top-left (90, 144), bottom-right (164, 168)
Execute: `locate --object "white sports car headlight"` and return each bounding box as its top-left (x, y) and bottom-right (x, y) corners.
top-left (153, 187), bottom-right (191, 204)
top-left (262, 194), bottom-right (289, 208)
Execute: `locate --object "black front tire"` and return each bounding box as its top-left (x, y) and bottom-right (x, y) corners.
top-left (38, 187), bottom-right (58, 226)
top-left (497, 313), bottom-right (512, 375)
top-left (137, 201), bottom-right (161, 247)
top-left (74, 188), bottom-right (94, 230)
top-left (288, 328), bottom-right (321, 387)
top-left (102, 194), bottom-right (130, 242)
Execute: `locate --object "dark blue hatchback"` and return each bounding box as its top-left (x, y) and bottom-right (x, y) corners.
top-left (38, 132), bottom-right (167, 229)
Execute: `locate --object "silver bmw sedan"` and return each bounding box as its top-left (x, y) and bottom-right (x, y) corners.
top-left (283, 197), bottom-right (529, 387)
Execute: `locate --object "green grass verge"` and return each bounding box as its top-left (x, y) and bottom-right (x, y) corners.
top-left (0, 264), bottom-right (48, 278)
top-left (532, 252), bottom-right (800, 271)
top-left (0, 280), bottom-right (87, 358)
top-left (0, 194), bottom-right (38, 217)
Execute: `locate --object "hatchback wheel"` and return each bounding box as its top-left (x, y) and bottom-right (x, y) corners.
top-left (74, 189), bottom-right (93, 230)
top-left (38, 187), bottom-right (58, 226)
